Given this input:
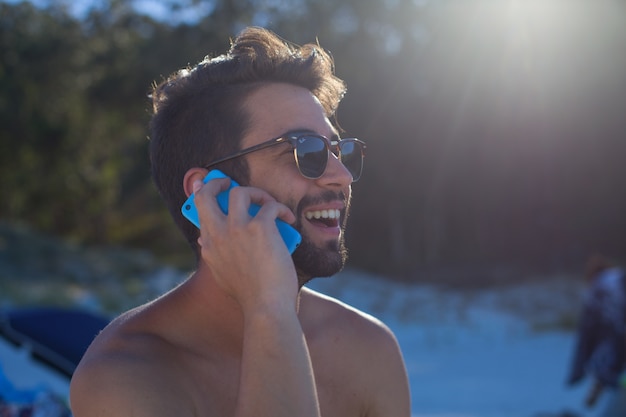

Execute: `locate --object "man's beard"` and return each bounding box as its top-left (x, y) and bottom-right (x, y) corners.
top-left (290, 190), bottom-right (350, 287)
top-left (292, 230), bottom-right (348, 287)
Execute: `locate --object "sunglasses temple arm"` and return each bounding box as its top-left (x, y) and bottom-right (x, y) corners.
top-left (204, 138), bottom-right (286, 170)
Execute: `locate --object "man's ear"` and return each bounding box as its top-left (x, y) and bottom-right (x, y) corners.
top-left (182, 168), bottom-right (209, 197)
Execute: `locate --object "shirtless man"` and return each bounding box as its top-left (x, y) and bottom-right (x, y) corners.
top-left (70, 26), bottom-right (411, 417)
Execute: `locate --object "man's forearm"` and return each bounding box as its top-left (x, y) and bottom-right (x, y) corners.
top-left (235, 309), bottom-right (320, 417)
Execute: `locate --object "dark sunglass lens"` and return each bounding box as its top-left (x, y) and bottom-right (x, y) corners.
top-left (295, 136), bottom-right (328, 178)
top-left (339, 141), bottom-right (364, 181)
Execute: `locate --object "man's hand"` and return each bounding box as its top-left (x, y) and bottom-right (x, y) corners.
top-left (192, 177), bottom-right (299, 313)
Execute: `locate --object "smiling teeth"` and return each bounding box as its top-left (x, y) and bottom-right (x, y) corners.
top-left (305, 209), bottom-right (340, 220)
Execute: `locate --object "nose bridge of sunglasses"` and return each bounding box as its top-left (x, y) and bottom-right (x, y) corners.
top-left (336, 140), bottom-right (354, 158)
top-left (326, 139), bottom-right (341, 157)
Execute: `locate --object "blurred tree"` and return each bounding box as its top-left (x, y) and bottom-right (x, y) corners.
top-left (0, 2), bottom-right (85, 232)
top-left (1, 0), bottom-right (624, 278)
top-left (0, 1), bottom-right (187, 264)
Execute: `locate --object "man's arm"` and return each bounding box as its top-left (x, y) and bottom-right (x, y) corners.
top-left (194, 178), bottom-right (321, 417)
top-left (363, 324), bottom-right (412, 417)
top-left (375, 334), bottom-right (411, 416)
top-left (237, 307), bottom-right (320, 417)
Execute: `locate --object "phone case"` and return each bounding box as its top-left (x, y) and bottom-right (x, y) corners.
top-left (181, 169), bottom-right (301, 254)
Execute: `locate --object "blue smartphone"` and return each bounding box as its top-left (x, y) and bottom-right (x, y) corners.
top-left (181, 169), bottom-right (301, 254)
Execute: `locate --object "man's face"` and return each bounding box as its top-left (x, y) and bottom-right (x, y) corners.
top-left (240, 83), bottom-right (354, 285)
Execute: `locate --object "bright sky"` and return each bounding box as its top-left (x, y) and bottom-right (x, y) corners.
top-left (1, 0), bottom-right (213, 24)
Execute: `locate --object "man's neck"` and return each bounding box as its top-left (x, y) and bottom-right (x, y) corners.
top-left (176, 264), bottom-right (306, 353)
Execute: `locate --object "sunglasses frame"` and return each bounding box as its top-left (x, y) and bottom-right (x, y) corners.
top-left (203, 131), bottom-right (366, 181)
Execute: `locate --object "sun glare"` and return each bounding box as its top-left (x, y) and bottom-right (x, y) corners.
top-left (422, 0), bottom-right (625, 148)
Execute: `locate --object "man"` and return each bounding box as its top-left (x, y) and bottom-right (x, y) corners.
top-left (70, 26), bottom-right (411, 417)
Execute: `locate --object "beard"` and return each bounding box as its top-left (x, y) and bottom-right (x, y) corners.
top-left (292, 230), bottom-right (348, 286)
top-left (290, 190), bottom-right (350, 287)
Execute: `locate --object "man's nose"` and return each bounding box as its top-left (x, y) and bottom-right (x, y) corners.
top-left (317, 152), bottom-right (353, 188)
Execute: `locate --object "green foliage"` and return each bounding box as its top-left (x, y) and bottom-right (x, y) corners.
top-left (1, 0), bottom-right (625, 278)
top-left (0, 1), bottom-right (193, 266)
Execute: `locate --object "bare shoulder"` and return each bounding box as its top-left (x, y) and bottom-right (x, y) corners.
top-left (300, 286), bottom-right (398, 348)
top-left (300, 287), bottom-right (411, 416)
top-left (70, 307), bottom-right (193, 417)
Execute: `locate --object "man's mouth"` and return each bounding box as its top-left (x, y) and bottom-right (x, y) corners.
top-left (304, 209), bottom-right (341, 228)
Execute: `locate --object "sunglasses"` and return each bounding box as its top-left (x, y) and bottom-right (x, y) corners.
top-left (204, 131), bottom-right (366, 181)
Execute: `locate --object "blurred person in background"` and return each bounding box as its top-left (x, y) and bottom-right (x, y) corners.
top-left (567, 254), bottom-right (626, 416)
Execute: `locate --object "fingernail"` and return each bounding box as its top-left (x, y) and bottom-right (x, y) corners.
top-left (192, 180), bottom-right (202, 193)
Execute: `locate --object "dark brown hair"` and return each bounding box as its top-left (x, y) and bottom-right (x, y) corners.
top-left (149, 27), bottom-right (346, 253)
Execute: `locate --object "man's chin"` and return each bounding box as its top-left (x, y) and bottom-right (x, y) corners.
top-left (292, 238), bottom-right (347, 285)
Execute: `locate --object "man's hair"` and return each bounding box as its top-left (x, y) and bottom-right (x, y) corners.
top-left (149, 26), bottom-right (347, 253)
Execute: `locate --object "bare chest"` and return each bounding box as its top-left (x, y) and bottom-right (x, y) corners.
top-left (184, 354), bottom-right (364, 417)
